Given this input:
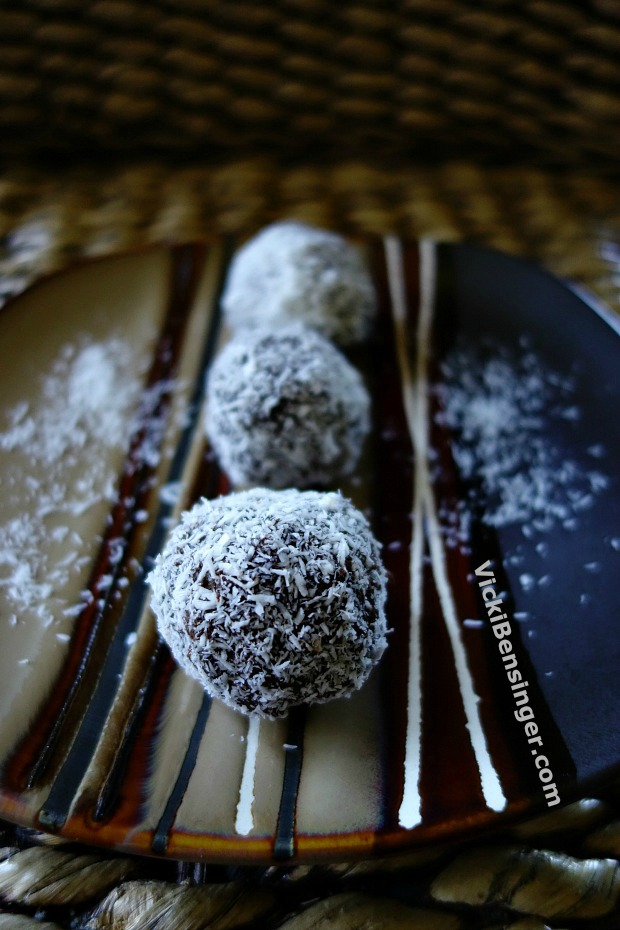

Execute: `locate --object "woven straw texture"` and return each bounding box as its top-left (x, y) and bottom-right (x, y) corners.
top-left (2, 791), bottom-right (620, 928)
top-left (1, 159), bottom-right (619, 316)
top-left (0, 0), bottom-right (619, 166)
top-left (1, 1), bottom-right (620, 927)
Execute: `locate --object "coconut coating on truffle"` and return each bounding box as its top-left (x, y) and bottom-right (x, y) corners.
top-left (148, 488), bottom-right (388, 719)
top-left (221, 221), bottom-right (377, 345)
top-left (205, 324), bottom-right (370, 489)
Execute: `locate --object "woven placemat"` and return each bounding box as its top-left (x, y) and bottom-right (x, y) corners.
top-left (1, 157), bottom-right (619, 311)
top-left (1, 785), bottom-right (620, 929)
top-left (1, 1), bottom-right (620, 170)
top-left (0, 155), bottom-right (619, 929)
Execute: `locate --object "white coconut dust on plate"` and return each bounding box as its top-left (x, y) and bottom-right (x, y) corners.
top-left (0, 336), bottom-right (154, 625)
top-left (433, 338), bottom-right (610, 547)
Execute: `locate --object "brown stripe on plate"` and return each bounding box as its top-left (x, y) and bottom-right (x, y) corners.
top-left (81, 455), bottom-right (228, 842)
top-left (34, 244), bottom-right (212, 827)
top-left (52, 259), bottom-right (232, 842)
top-left (366, 238), bottom-right (417, 832)
top-left (7, 244), bottom-right (210, 796)
top-left (394, 238), bottom-right (577, 835)
top-left (1, 243), bottom-right (223, 830)
top-left (424, 360), bottom-right (533, 811)
top-left (82, 422), bottom-right (230, 825)
top-left (382, 239), bottom-right (509, 835)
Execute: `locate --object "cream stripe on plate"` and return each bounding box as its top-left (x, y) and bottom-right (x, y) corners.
top-left (385, 237), bottom-right (506, 824)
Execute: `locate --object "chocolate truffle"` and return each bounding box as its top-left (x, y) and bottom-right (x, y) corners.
top-left (221, 221), bottom-right (377, 345)
top-left (148, 488), bottom-right (388, 719)
top-left (205, 324), bottom-right (370, 489)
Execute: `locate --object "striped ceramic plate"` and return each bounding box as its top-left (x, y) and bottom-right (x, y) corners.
top-left (0, 237), bottom-right (618, 863)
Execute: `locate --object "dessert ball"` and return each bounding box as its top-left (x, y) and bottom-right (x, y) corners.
top-left (205, 324), bottom-right (370, 489)
top-left (148, 488), bottom-right (388, 719)
top-left (221, 221), bottom-right (377, 345)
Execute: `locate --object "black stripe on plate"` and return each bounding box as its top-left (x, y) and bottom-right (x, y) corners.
top-left (151, 691), bottom-right (213, 855)
top-left (37, 243), bottom-right (224, 829)
top-left (93, 644), bottom-right (168, 822)
top-left (273, 705), bottom-right (307, 861)
top-left (28, 244), bottom-right (210, 791)
top-left (89, 244), bottom-right (231, 821)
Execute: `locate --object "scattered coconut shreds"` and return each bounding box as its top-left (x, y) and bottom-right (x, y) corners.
top-left (221, 220), bottom-right (377, 345)
top-left (0, 333), bottom-right (183, 625)
top-left (148, 488), bottom-right (388, 719)
top-left (205, 324), bottom-right (370, 490)
top-left (0, 336), bottom-right (147, 623)
top-left (433, 339), bottom-right (609, 544)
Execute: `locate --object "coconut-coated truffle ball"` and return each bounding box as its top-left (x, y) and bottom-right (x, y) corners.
top-left (148, 488), bottom-right (388, 719)
top-left (221, 221), bottom-right (377, 345)
top-left (205, 324), bottom-right (370, 489)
